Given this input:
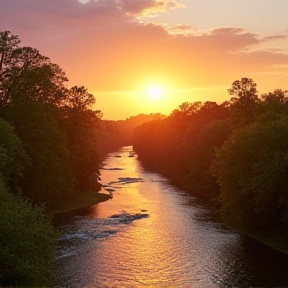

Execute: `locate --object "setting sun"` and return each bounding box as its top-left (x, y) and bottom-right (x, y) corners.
top-left (146, 86), bottom-right (163, 100)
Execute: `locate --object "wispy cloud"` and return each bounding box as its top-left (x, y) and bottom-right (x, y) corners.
top-left (167, 24), bottom-right (196, 35)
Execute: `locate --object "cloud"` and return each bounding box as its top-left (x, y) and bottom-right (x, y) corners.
top-left (0, 0), bottom-right (182, 22)
top-left (0, 0), bottom-right (184, 39)
top-left (0, 0), bottom-right (126, 27)
top-left (0, 0), bottom-right (287, 94)
top-left (263, 34), bottom-right (288, 41)
top-left (209, 27), bottom-right (247, 35)
top-left (167, 24), bottom-right (196, 35)
top-left (117, 0), bottom-right (183, 16)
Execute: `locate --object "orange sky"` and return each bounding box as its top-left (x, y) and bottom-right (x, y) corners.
top-left (1, 0), bottom-right (288, 119)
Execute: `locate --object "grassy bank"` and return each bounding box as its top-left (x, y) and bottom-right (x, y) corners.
top-left (50, 191), bottom-right (111, 215)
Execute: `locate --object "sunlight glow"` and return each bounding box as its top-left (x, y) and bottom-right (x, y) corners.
top-left (146, 86), bottom-right (163, 100)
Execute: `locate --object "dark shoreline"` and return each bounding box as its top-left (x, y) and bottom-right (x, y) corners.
top-left (50, 191), bottom-right (111, 216)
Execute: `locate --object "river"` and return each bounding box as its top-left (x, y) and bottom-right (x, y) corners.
top-left (54, 146), bottom-right (288, 287)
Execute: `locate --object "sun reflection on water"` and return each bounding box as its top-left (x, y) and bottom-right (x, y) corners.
top-left (86, 147), bottom-right (203, 286)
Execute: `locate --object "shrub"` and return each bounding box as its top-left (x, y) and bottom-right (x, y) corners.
top-left (0, 182), bottom-right (58, 287)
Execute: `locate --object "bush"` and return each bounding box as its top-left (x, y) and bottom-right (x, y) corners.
top-left (0, 181), bottom-right (58, 287)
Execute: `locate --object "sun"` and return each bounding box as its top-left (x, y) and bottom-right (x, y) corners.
top-left (146, 86), bottom-right (163, 100)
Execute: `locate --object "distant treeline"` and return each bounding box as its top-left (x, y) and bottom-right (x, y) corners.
top-left (100, 113), bottom-right (160, 153)
top-left (133, 78), bottom-right (288, 248)
top-left (0, 31), bottom-right (153, 286)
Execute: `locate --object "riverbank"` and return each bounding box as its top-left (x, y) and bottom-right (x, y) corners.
top-left (247, 232), bottom-right (288, 254)
top-left (50, 191), bottom-right (111, 216)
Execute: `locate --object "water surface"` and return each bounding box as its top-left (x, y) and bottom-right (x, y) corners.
top-left (54, 146), bottom-right (288, 287)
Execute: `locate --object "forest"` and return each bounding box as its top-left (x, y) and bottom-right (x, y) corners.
top-left (133, 78), bottom-right (288, 251)
top-left (0, 31), bottom-right (151, 286)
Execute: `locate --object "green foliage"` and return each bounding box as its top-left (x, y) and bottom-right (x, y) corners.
top-left (0, 118), bottom-right (29, 190)
top-left (4, 95), bottom-right (74, 208)
top-left (0, 32), bottom-right (68, 108)
top-left (212, 115), bottom-right (288, 233)
top-left (183, 119), bottom-right (231, 197)
top-left (64, 85), bottom-right (96, 111)
top-left (259, 89), bottom-right (288, 115)
top-left (0, 118), bottom-right (58, 286)
top-left (0, 181), bottom-right (58, 287)
top-left (61, 86), bottom-right (102, 193)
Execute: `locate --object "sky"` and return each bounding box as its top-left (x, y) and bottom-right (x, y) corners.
top-left (1, 0), bottom-right (288, 120)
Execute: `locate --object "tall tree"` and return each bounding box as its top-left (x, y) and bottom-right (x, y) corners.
top-left (61, 86), bottom-right (102, 193)
top-left (0, 31), bottom-right (20, 77)
top-left (0, 31), bottom-right (20, 107)
top-left (0, 31), bottom-right (68, 108)
top-left (228, 77), bottom-right (259, 126)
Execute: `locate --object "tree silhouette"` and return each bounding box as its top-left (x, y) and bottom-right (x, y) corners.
top-left (228, 77), bottom-right (259, 126)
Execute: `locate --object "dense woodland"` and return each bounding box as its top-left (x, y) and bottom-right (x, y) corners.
top-left (133, 78), bottom-right (288, 248)
top-left (0, 31), bottom-right (152, 286)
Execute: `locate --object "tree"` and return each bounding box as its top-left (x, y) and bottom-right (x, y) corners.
top-left (228, 77), bottom-right (259, 126)
top-left (2, 47), bottom-right (68, 107)
top-left (61, 86), bottom-right (102, 193)
top-left (63, 85), bottom-right (95, 111)
top-left (171, 101), bottom-right (202, 118)
top-left (211, 115), bottom-right (288, 234)
top-left (260, 89), bottom-right (288, 115)
top-left (0, 31), bottom-right (68, 109)
top-left (0, 31), bottom-right (20, 107)
top-left (4, 94), bottom-right (74, 208)
top-left (0, 31), bottom-right (20, 78)
top-left (183, 119), bottom-right (231, 197)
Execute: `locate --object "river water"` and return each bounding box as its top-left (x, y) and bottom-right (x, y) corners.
top-left (54, 146), bottom-right (288, 288)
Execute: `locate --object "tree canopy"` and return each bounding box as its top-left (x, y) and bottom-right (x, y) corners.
top-left (228, 77), bottom-right (259, 126)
